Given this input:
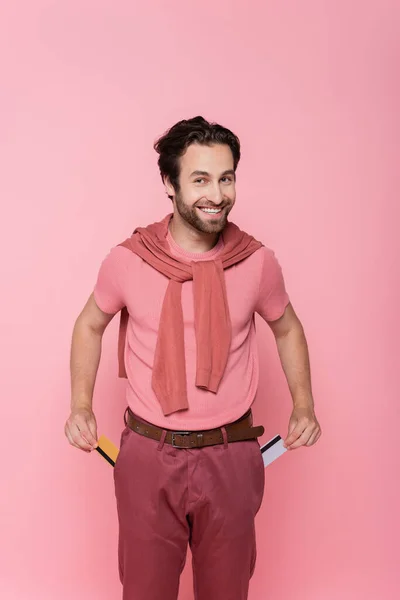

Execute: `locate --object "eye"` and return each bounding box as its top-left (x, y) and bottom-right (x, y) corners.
top-left (195, 178), bottom-right (206, 184)
top-left (221, 176), bottom-right (234, 183)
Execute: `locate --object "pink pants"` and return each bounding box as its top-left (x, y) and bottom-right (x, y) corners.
top-left (113, 418), bottom-right (265, 600)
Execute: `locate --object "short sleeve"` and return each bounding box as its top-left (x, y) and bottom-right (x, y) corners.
top-left (255, 247), bottom-right (290, 322)
top-left (93, 246), bottom-right (131, 315)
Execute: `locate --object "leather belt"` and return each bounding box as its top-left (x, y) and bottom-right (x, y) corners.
top-left (125, 407), bottom-right (265, 449)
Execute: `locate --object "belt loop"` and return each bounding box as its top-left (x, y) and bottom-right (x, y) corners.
top-left (123, 407), bottom-right (129, 426)
top-left (221, 426), bottom-right (228, 449)
top-left (157, 429), bottom-right (167, 451)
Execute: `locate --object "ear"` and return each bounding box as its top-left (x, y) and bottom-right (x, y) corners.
top-left (164, 176), bottom-right (175, 199)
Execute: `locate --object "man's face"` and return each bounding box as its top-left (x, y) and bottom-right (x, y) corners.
top-left (165, 143), bottom-right (236, 234)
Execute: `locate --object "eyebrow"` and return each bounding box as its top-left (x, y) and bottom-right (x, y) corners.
top-left (190, 170), bottom-right (236, 178)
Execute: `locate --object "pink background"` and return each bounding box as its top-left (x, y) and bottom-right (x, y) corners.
top-left (1, 1), bottom-right (399, 599)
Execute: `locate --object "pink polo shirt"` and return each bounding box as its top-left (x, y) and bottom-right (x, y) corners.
top-left (93, 228), bottom-right (290, 431)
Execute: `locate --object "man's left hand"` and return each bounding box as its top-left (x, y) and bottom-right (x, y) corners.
top-left (284, 405), bottom-right (321, 450)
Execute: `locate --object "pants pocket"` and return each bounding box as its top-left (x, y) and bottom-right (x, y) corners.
top-left (114, 426), bottom-right (133, 473)
top-left (251, 439), bottom-right (265, 514)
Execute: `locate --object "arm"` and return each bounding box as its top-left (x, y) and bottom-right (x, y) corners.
top-left (268, 303), bottom-right (321, 450)
top-left (65, 293), bottom-right (116, 452)
top-left (268, 302), bottom-right (313, 409)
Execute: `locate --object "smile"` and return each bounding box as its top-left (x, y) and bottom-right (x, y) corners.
top-left (197, 207), bottom-right (222, 214)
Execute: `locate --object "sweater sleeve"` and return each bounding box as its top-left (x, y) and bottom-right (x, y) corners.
top-left (93, 246), bottom-right (131, 314)
top-left (255, 247), bottom-right (290, 322)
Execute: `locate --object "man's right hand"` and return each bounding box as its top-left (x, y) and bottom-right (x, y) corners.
top-left (65, 407), bottom-right (98, 453)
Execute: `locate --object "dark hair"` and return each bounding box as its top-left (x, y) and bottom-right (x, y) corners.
top-left (154, 116), bottom-right (241, 199)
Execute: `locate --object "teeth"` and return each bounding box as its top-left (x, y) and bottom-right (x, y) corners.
top-left (199, 208), bottom-right (221, 214)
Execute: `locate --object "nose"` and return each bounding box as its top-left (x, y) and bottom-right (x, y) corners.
top-left (206, 183), bottom-right (224, 205)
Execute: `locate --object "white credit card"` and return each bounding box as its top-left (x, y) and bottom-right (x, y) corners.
top-left (260, 435), bottom-right (287, 467)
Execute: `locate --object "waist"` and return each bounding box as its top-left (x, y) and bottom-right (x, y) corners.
top-left (124, 407), bottom-right (265, 449)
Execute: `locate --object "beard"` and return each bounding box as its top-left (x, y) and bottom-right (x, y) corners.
top-left (174, 191), bottom-right (233, 234)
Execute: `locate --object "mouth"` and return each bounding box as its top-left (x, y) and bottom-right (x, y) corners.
top-left (196, 206), bottom-right (225, 218)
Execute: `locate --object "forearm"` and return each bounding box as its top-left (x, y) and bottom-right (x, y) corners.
top-left (275, 324), bottom-right (314, 409)
top-left (70, 316), bottom-right (103, 411)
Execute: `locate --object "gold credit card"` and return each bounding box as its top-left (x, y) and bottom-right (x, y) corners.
top-left (95, 435), bottom-right (119, 467)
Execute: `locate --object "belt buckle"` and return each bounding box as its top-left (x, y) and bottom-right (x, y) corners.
top-left (171, 431), bottom-right (191, 448)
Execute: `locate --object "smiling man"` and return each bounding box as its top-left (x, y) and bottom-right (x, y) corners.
top-left (65, 116), bottom-right (321, 600)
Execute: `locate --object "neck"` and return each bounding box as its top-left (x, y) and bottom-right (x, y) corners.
top-left (168, 212), bottom-right (220, 254)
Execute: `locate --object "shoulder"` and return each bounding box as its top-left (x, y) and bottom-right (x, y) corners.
top-left (242, 244), bottom-right (280, 268)
top-left (99, 243), bottom-right (141, 268)
top-left (257, 246), bottom-right (287, 283)
top-left (259, 245), bottom-right (281, 265)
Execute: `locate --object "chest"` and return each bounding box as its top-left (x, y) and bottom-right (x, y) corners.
top-left (124, 258), bottom-right (261, 334)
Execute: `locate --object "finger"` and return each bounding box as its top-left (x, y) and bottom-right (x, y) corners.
top-left (65, 426), bottom-right (89, 452)
top-left (74, 414), bottom-right (98, 448)
top-left (78, 423), bottom-right (98, 448)
top-left (72, 424), bottom-right (95, 451)
top-left (65, 427), bottom-right (79, 448)
top-left (306, 428), bottom-right (321, 447)
top-left (86, 419), bottom-right (98, 448)
top-left (65, 422), bottom-right (79, 446)
top-left (284, 422), bottom-right (305, 447)
top-left (288, 427), bottom-right (315, 449)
